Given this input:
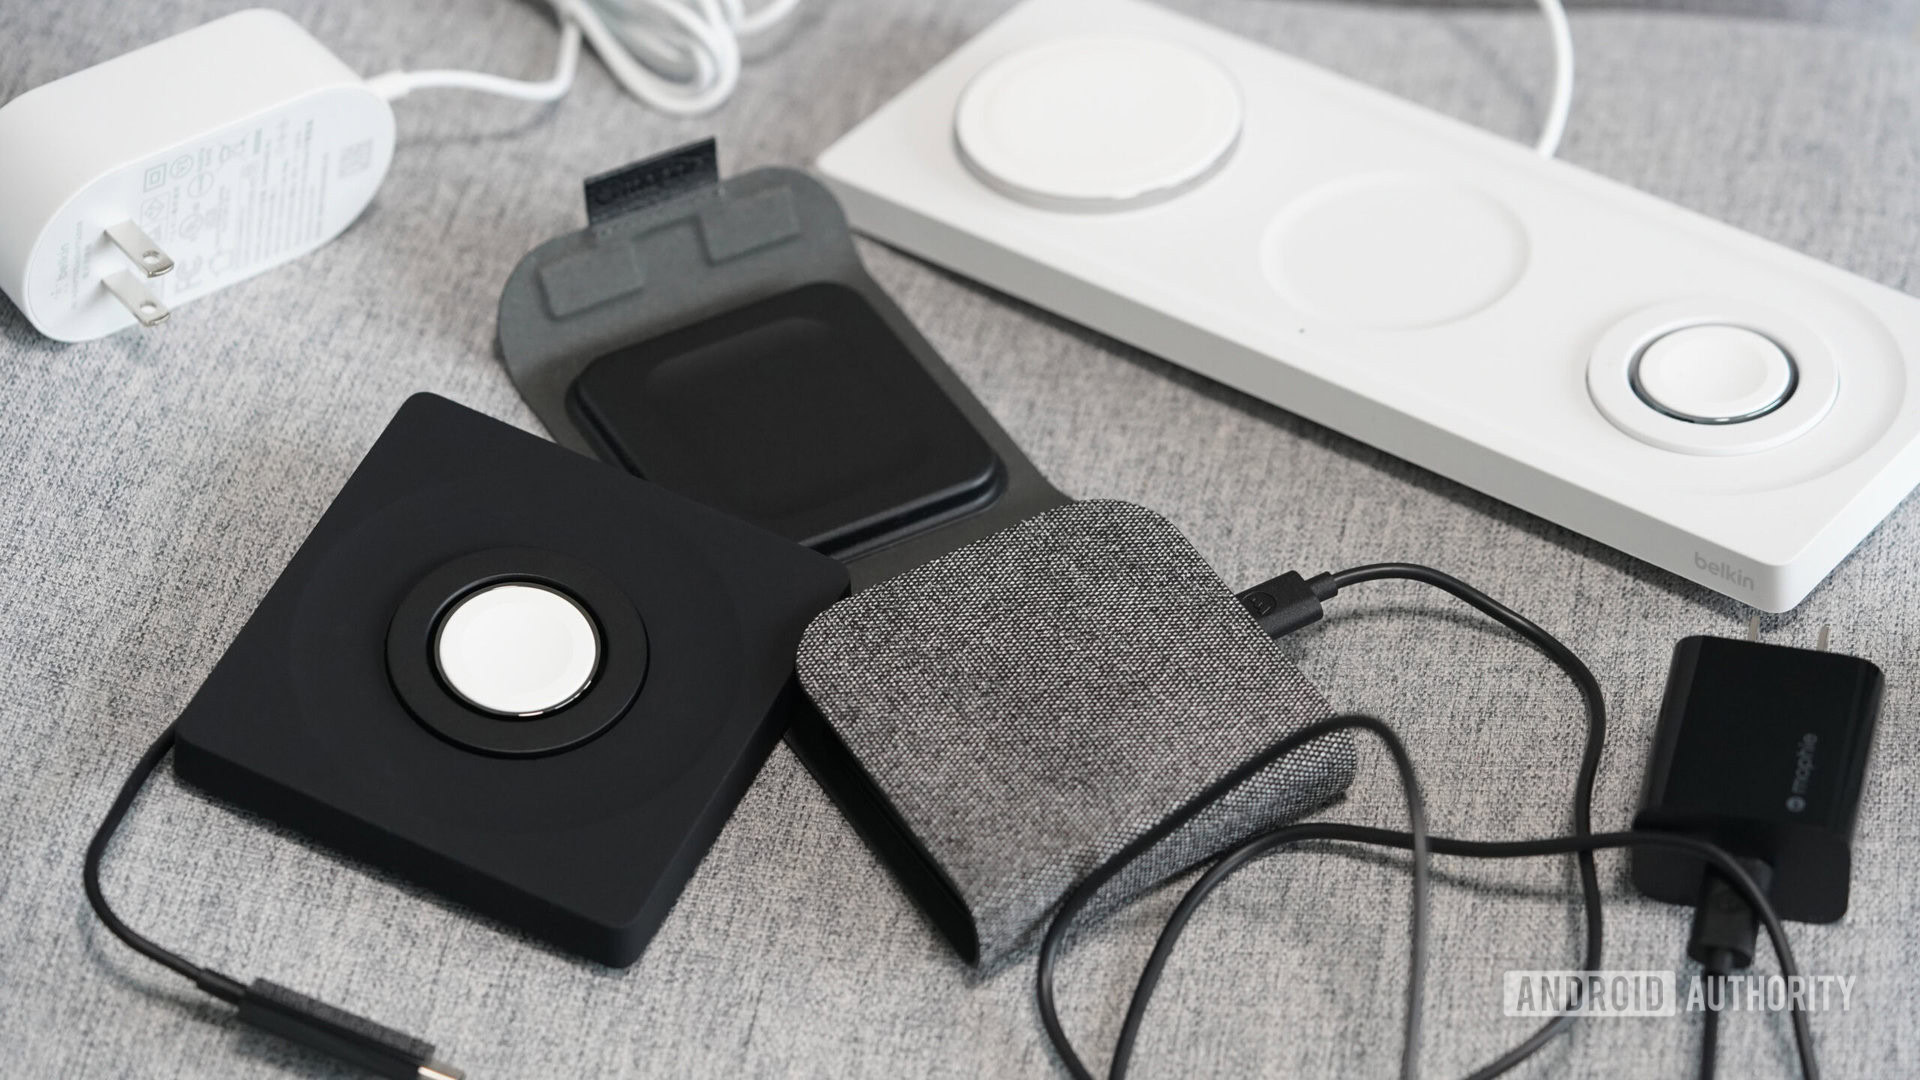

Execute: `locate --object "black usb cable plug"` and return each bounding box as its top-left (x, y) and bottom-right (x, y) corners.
top-left (234, 978), bottom-right (464, 1080)
top-left (1237, 569), bottom-right (1339, 638)
top-left (84, 726), bottom-right (465, 1080)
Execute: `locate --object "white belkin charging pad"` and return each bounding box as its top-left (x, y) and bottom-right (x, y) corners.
top-left (817, 0), bottom-right (1920, 611)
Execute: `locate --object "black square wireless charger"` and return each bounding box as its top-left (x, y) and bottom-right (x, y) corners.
top-left (173, 393), bottom-right (848, 966)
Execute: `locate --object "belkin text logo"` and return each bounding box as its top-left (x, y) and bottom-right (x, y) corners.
top-left (1695, 552), bottom-right (1755, 591)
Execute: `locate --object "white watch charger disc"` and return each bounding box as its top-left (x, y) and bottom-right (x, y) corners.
top-left (434, 582), bottom-right (600, 717)
top-left (954, 35), bottom-right (1243, 212)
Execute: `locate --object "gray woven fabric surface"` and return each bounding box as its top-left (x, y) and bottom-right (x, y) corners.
top-left (2, 1), bottom-right (1918, 1078)
top-left (796, 499), bottom-right (1352, 968)
top-left (1411, 0), bottom-right (1920, 33)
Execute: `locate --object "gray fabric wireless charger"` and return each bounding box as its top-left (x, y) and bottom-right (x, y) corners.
top-left (790, 500), bottom-right (1354, 967)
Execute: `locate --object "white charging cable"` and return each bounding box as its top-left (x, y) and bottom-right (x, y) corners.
top-left (367, 0), bottom-right (802, 116)
top-left (1532, 0), bottom-right (1574, 157)
top-left (369, 0), bottom-right (1566, 151)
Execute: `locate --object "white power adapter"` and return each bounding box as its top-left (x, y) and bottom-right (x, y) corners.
top-left (0, 10), bottom-right (394, 342)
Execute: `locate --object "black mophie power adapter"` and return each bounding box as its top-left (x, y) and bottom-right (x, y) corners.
top-left (1633, 630), bottom-right (1882, 970)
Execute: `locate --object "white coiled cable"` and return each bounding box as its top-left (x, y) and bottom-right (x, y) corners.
top-left (367, 0), bottom-right (803, 117)
top-left (369, 0), bottom-right (1572, 153)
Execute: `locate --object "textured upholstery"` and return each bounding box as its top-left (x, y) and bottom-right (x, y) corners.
top-left (3, 1), bottom-right (1919, 1077)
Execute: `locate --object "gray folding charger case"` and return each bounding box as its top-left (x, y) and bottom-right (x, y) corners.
top-left (497, 140), bottom-right (1065, 587)
top-left (496, 145), bottom-right (1351, 967)
top-left (793, 500), bottom-right (1354, 968)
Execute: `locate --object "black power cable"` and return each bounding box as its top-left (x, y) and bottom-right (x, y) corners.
top-left (85, 726), bottom-right (465, 1080)
top-left (1698, 969), bottom-right (1725, 1080)
top-left (83, 726), bottom-right (248, 1003)
top-left (1036, 714), bottom-right (1430, 1080)
top-left (1689, 860), bottom-right (1771, 1080)
top-left (1322, 563), bottom-right (1609, 1078)
top-left (1108, 825), bottom-right (1813, 1080)
top-left (1035, 563), bottom-right (1820, 1080)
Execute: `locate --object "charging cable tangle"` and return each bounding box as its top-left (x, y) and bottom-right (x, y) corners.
top-left (366, 0), bottom-right (803, 115)
top-left (1036, 564), bottom-right (1817, 1080)
top-left (364, 0), bottom-right (1570, 155)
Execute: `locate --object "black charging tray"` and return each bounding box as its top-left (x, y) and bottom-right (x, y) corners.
top-left (172, 394), bottom-right (850, 967)
top-left (497, 141), bottom-right (1065, 587)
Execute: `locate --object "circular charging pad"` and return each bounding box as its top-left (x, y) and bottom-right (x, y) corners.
top-left (1587, 300), bottom-right (1838, 456)
top-left (388, 548), bottom-right (648, 757)
top-left (434, 583), bottom-right (599, 716)
top-left (1263, 174), bottom-right (1530, 330)
top-left (954, 35), bottom-right (1243, 212)
top-left (1631, 324), bottom-right (1796, 423)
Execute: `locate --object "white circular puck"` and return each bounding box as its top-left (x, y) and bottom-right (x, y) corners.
top-left (1263, 173), bottom-right (1531, 330)
top-left (434, 583), bottom-right (599, 717)
top-left (1632, 324), bottom-right (1796, 423)
top-left (1586, 299), bottom-right (1838, 456)
top-left (954, 35), bottom-right (1243, 212)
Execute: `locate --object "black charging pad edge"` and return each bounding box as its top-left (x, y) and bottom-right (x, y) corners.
top-left (783, 695), bottom-right (981, 965)
top-left (174, 683), bottom-right (803, 967)
top-left (496, 163), bottom-right (1065, 589)
top-left (170, 737), bottom-right (599, 960)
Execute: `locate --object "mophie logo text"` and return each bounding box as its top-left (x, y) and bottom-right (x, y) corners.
top-left (1786, 733), bottom-right (1818, 813)
top-left (1694, 553), bottom-right (1755, 591)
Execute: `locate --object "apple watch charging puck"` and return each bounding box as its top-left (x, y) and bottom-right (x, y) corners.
top-left (434, 582), bottom-right (600, 717)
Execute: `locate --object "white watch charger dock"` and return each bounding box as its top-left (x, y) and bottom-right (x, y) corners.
top-left (815, 0), bottom-right (1920, 612)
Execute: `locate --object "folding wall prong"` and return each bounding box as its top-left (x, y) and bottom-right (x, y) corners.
top-left (105, 220), bottom-right (173, 277)
top-left (103, 270), bottom-right (170, 327)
